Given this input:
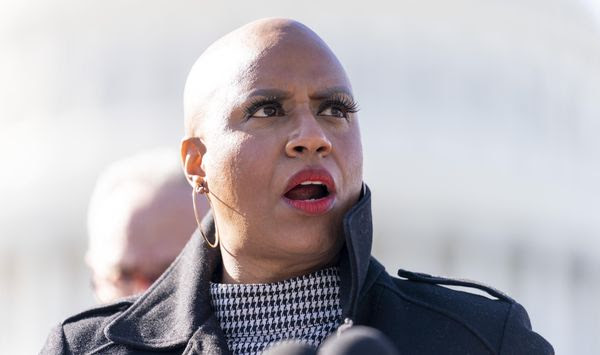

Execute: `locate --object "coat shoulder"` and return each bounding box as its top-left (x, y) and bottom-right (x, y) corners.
top-left (392, 269), bottom-right (515, 329)
top-left (41, 298), bottom-right (136, 354)
top-left (395, 268), bottom-right (515, 302)
top-left (370, 268), bottom-right (554, 354)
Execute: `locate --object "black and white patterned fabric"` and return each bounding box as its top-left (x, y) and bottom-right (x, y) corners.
top-left (209, 267), bottom-right (343, 355)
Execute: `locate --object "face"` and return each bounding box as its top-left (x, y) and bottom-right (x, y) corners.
top-left (88, 181), bottom-right (199, 303)
top-left (183, 26), bottom-right (363, 266)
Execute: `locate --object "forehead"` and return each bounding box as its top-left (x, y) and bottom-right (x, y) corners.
top-left (235, 36), bottom-right (351, 99)
top-left (184, 21), bottom-right (353, 131)
top-left (88, 182), bottom-right (191, 269)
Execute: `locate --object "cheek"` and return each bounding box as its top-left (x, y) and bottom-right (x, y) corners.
top-left (204, 134), bottom-right (244, 201)
top-left (335, 126), bottom-right (363, 189)
top-left (205, 132), bottom-right (278, 208)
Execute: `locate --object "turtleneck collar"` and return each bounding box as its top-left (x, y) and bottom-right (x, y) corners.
top-left (209, 267), bottom-right (342, 354)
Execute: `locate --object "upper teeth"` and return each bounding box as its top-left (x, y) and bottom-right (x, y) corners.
top-left (300, 181), bottom-right (324, 186)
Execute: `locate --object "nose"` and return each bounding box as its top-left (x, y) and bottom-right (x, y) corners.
top-left (285, 114), bottom-right (332, 158)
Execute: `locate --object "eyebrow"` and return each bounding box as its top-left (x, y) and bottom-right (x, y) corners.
top-left (247, 88), bottom-right (293, 99)
top-left (245, 86), bottom-right (354, 101)
top-left (309, 86), bottom-right (354, 100)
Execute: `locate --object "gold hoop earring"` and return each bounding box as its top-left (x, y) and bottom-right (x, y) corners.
top-left (193, 181), bottom-right (219, 248)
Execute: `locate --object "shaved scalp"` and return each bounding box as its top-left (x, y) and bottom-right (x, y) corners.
top-left (183, 18), bottom-right (348, 137)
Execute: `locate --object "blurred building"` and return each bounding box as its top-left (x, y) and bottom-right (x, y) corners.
top-left (1, 0), bottom-right (599, 353)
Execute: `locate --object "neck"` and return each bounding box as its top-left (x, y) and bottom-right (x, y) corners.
top-left (218, 246), bottom-right (341, 284)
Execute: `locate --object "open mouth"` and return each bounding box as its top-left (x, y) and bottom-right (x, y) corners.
top-left (284, 181), bottom-right (330, 201)
top-left (282, 168), bottom-right (336, 215)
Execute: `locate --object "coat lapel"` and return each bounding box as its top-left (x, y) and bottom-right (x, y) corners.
top-left (105, 212), bottom-right (228, 352)
top-left (338, 184), bottom-right (382, 318)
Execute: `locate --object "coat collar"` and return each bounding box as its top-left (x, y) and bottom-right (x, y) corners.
top-left (105, 184), bottom-right (380, 351)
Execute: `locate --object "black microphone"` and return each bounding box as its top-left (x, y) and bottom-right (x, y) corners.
top-left (318, 326), bottom-right (399, 355)
top-left (262, 341), bottom-right (317, 355)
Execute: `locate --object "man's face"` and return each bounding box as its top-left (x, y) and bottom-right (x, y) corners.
top-left (186, 26), bottom-right (363, 265)
top-left (88, 181), bottom-right (198, 303)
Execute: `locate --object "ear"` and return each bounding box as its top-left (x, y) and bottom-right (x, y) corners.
top-left (181, 137), bottom-right (206, 188)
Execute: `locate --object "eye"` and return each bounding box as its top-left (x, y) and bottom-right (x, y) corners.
top-left (251, 104), bottom-right (282, 118)
top-left (317, 95), bottom-right (359, 120)
top-left (318, 106), bottom-right (346, 118)
top-left (244, 97), bottom-right (285, 119)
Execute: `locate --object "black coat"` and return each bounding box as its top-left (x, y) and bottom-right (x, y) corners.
top-left (41, 185), bottom-right (553, 354)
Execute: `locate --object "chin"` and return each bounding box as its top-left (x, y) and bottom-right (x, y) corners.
top-left (275, 226), bottom-right (342, 259)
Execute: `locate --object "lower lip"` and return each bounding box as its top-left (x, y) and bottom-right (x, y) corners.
top-left (283, 193), bottom-right (336, 215)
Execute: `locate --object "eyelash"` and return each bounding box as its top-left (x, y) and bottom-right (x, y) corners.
top-left (244, 96), bottom-right (283, 118)
top-left (318, 95), bottom-right (360, 117)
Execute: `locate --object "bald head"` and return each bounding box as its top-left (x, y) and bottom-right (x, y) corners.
top-left (183, 18), bottom-right (350, 137)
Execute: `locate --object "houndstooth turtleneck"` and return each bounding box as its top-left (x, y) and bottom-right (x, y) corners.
top-left (209, 267), bottom-right (343, 355)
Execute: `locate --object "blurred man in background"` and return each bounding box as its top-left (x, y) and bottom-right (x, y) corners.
top-left (85, 148), bottom-right (207, 303)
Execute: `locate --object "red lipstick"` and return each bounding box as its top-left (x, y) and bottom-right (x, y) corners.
top-left (282, 168), bottom-right (336, 215)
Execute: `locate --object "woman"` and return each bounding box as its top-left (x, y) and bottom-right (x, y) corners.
top-left (42, 18), bottom-right (553, 354)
